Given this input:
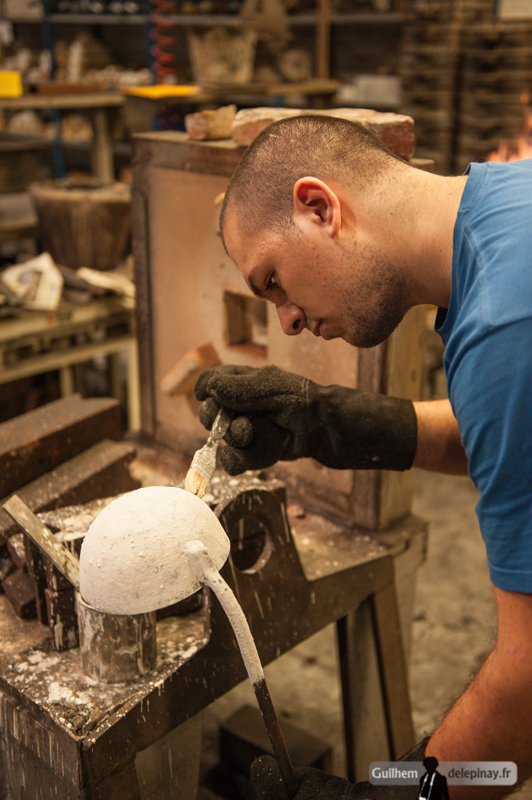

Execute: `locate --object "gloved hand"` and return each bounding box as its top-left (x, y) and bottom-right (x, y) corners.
top-left (251, 738), bottom-right (430, 800)
top-left (251, 756), bottom-right (367, 799)
top-left (194, 364), bottom-right (417, 476)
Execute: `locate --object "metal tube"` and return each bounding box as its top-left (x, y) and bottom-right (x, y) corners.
top-left (187, 540), bottom-right (298, 798)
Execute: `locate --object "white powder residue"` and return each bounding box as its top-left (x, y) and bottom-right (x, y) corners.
top-left (48, 681), bottom-right (74, 704)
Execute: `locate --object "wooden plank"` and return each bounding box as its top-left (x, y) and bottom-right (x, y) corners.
top-left (0, 93), bottom-right (124, 111)
top-left (316, 0), bottom-right (331, 79)
top-left (0, 334), bottom-right (135, 385)
top-left (0, 439), bottom-right (139, 546)
top-left (3, 496), bottom-right (80, 590)
top-left (0, 394), bottom-right (121, 499)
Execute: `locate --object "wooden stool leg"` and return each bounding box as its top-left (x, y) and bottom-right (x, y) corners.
top-left (337, 585), bottom-right (415, 783)
top-left (370, 583), bottom-right (415, 760)
top-left (337, 600), bottom-right (389, 783)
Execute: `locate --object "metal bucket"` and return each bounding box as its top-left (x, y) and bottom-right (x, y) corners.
top-left (77, 594), bottom-right (157, 683)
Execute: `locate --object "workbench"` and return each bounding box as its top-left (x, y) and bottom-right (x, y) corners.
top-left (0, 93), bottom-right (124, 184)
top-left (0, 470), bottom-right (427, 799)
top-left (0, 297), bottom-right (140, 431)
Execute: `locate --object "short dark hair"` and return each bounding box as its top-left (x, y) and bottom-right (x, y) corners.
top-left (220, 114), bottom-right (403, 249)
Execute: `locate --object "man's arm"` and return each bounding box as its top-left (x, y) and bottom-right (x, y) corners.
top-left (427, 585), bottom-right (532, 799)
top-left (413, 399), bottom-right (469, 475)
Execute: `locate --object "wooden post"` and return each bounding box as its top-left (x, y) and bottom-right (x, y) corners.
top-left (90, 108), bottom-right (115, 184)
top-left (316, 0), bottom-right (331, 79)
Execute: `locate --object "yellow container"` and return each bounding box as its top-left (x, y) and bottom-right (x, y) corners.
top-left (0, 71), bottom-right (23, 98)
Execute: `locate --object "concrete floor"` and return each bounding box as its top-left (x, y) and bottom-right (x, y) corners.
top-left (197, 467), bottom-right (531, 798)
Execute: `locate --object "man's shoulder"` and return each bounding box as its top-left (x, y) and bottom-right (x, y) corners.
top-left (453, 159), bottom-right (532, 329)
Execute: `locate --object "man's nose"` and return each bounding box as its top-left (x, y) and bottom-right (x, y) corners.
top-left (276, 300), bottom-right (306, 336)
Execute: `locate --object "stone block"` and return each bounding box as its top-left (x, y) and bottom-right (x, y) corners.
top-left (7, 533), bottom-right (26, 571)
top-left (231, 107), bottom-right (303, 147)
top-left (231, 106), bottom-right (416, 158)
top-left (3, 569), bottom-right (36, 619)
top-left (185, 104), bottom-right (237, 141)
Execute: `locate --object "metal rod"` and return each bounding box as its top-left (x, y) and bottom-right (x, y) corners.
top-left (253, 676), bottom-right (299, 798)
top-left (186, 541), bottom-right (298, 798)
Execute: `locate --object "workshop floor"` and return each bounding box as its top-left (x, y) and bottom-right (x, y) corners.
top-left (197, 468), bottom-right (532, 799)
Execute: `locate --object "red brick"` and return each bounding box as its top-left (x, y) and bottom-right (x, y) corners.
top-left (231, 106), bottom-right (416, 158)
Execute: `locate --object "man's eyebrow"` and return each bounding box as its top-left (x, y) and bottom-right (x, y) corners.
top-left (247, 267), bottom-right (266, 298)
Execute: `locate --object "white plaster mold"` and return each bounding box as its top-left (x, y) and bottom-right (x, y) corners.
top-left (79, 486), bottom-right (230, 615)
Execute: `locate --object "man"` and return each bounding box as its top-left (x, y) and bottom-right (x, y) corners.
top-left (418, 757), bottom-right (450, 800)
top-left (194, 114), bottom-right (532, 799)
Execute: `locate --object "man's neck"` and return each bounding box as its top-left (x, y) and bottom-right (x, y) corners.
top-left (408, 172), bottom-right (468, 309)
top-left (369, 169), bottom-right (469, 310)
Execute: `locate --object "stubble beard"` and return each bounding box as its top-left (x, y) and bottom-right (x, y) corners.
top-left (342, 251), bottom-right (410, 349)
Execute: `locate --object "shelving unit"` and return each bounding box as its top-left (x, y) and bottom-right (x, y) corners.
top-left (9, 11), bottom-right (404, 24)
top-left (8, 8), bottom-right (405, 80)
top-left (5, 3), bottom-right (407, 180)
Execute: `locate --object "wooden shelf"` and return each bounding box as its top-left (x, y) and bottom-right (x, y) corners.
top-left (10, 11), bottom-right (404, 26)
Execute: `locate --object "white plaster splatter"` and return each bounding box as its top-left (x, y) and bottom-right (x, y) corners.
top-left (47, 682), bottom-right (74, 704)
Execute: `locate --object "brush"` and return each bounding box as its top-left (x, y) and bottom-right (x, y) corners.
top-left (184, 406), bottom-right (232, 498)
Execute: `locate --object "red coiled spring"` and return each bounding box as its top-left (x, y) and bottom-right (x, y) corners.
top-left (149, 0), bottom-right (178, 80)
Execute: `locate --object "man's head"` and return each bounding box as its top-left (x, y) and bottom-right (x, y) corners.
top-left (220, 114), bottom-right (402, 248)
top-left (221, 114), bottom-right (412, 349)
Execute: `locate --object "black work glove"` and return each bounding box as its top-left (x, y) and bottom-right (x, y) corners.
top-left (251, 738), bottom-right (429, 800)
top-left (194, 364), bottom-right (417, 477)
top-left (251, 757), bottom-right (365, 799)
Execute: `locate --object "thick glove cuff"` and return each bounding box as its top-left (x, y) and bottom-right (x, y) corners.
top-left (309, 385), bottom-right (418, 472)
top-left (370, 736), bottom-right (431, 800)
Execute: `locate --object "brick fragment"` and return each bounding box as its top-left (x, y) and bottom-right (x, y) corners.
top-left (0, 547), bottom-right (15, 588)
top-left (185, 104), bottom-right (237, 141)
top-left (230, 107), bottom-right (301, 147)
top-left (3, 569), bottom-right (36, 619)
top-left (7, 533), bottom-right (26, 571)
top-left (231, 106), bottom-right (416, 158)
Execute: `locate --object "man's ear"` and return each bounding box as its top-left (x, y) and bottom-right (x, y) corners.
top-left (293, 177), bottom-right (341, 236)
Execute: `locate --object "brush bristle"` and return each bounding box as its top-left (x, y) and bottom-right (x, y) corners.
top-left (184, 467), bottom-right (209, 498)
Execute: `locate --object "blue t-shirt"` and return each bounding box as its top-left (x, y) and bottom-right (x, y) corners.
top-left (435, 159), bottom-right (532, 592)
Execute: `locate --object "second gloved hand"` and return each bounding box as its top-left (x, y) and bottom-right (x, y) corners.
top-left (194, 364), bottom-right (417, 476)
top-left (251, 738), bottom-right (430, 800)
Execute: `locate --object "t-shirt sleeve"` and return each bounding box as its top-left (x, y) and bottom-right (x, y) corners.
top-left (450, 316), bottom-right (532, 592)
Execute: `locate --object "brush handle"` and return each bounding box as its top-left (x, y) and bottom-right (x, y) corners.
top-left (207, 406), bottom-right (232, 445)
top-left (186, 541), bottom-right (298, 798)
top-left (184, 407), bottom-right (233, 496)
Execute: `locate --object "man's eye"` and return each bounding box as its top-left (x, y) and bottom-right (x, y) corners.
top-left (266, 275), bottom-right (278, 291)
